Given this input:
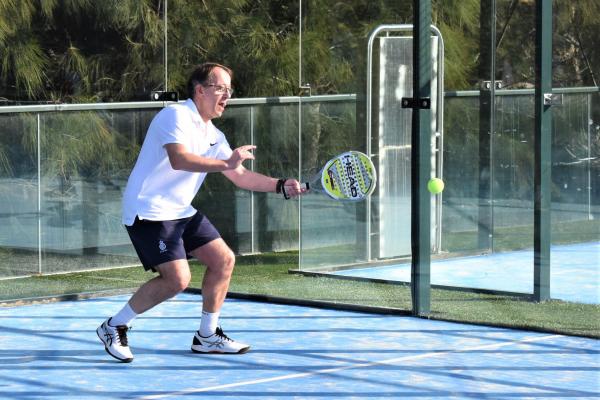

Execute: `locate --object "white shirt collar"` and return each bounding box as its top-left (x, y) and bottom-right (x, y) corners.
top-left (183, 98), bottom-right (211, 127)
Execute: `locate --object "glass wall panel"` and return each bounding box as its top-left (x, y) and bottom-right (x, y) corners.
top-left (206, 106), bottom-right (254, 255)
top-left (441, 94), bottom-right (481, 253)
top-left (552, 93), bottom-right (597, 224)
top-left (251, 103), bottom-right (301, 253)
top-left (0, 113), bottom-right (39, 277)
top-left (297, 0), bottom-right (416, 311)
top-left (38, 109), bottom-right (151, 274)
top-left (493, 93), bottom-right (535, 252)
top-left (299, 0), bottom-right (413, 97)
top-left (550, 91), bottom-right (599, 304)
top-left (209, 102), bottom-right (301, 255)
top-left (440, 0), bottom-right (537, 296)
top-left (590, 92), bottom-right (600, 218)
top-left (299, 97), bottom-right (368, 268)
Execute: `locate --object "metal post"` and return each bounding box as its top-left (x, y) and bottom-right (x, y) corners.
top-left (37, 114), bottom-right (42, 275)
top-left (587, 93), bottom-right (592, 220)
top-left (164, 0), bottom-right (168, 91)
top-left (411, 0), bottom-right (432, 315)
top-left (250, 106), bottom-right (256, 253)
top-left (478, 0), bottom-right (496, 252)
top-left (534, 0), bottom-right (552, 302)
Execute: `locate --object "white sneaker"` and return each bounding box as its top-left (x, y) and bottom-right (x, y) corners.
top-left (191, 327), bottom-right (250, 354)
top-left (96, 318), bottom-right (134, 362)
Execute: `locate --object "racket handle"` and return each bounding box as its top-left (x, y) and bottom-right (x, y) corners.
top-left (301, 182), bottom-right (310, 191)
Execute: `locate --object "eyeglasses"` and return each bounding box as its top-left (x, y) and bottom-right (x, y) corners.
top-left (205, 84), bottom-right (234, 96)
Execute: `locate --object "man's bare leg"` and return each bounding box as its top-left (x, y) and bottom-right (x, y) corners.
top-left (189, 238), bottom-right (235, 313)
top-left (96, 261), bottom-right (191, 363)
top-left (128, 260), bottom-right (192, 314)
top-left (188, 238), bottom-right (249, 353)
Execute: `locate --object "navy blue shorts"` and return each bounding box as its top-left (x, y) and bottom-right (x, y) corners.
top-left (125, 212), bottom-right (221, 272)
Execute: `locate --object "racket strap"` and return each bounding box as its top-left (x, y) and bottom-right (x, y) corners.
top-left (276, 178), bottom-right (290, 200)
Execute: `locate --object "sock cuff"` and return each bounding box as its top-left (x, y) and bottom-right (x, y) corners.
top-left (110, 302), bottom-right (138, 327)
top-left (200, 310), bottom-right (220, 336)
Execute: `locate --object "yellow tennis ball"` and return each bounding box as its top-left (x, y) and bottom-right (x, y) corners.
top-left (427, 178), bottom-right (444, 194)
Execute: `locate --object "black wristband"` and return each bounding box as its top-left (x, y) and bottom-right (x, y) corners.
top-left (276, 178), bottom-right (286, 194)
top-left (276, 178), bottom-right (290, 200)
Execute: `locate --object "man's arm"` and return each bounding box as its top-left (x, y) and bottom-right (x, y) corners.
top-left (165, 143), bottom-right (255, 173)
top-left (222, 166), bottom-right (306, 198)
top-left (166, 142), bottom-right (306, 198)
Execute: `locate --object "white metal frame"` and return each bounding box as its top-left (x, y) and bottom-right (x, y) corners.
top-left (366, 24), bottom-right (445, 260)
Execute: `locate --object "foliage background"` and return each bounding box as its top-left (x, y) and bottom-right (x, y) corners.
top-left (0, 0), bottom-right (598, 104)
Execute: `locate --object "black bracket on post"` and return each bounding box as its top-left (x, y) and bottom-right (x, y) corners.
top-left (480, 80), bottom-right (503, 90)
top-left (151, 91), bottom-right (179, 102)
top-left (401, 97), bottom-right (431, 109)
top-left (543, 93), bottom-right (563, 106)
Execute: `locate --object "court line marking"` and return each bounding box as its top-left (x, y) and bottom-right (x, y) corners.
top-left (137, 333), bottom-right (561, 399)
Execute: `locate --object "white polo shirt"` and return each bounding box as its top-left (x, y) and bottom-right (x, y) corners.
top-left (122, 99), bottom-right (233, 226)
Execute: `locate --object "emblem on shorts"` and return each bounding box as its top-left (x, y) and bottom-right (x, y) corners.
top-left (158, 240), bottom-right (167, 253)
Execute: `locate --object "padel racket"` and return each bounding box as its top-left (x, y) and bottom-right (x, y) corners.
top-left (302, 151), bottom-right (376, 201)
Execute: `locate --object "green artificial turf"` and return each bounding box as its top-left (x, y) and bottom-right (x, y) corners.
top-left (2, 251), bottom-right (597, 338)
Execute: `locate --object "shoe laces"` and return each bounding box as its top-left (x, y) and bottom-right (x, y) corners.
top-left (214, 327), bottom-right (232, 342)
top-left (114, 325), bottom-right (130, 346)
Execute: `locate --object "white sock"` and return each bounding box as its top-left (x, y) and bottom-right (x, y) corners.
top-left (110, 303), bottom-right (138, 327)
top-left (199, 310), bottom-right (220, 337)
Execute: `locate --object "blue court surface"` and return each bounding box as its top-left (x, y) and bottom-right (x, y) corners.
top-left (334, 242), bottom-right (600, 304)
top-left (0, 292), bottom-right (598, 399)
